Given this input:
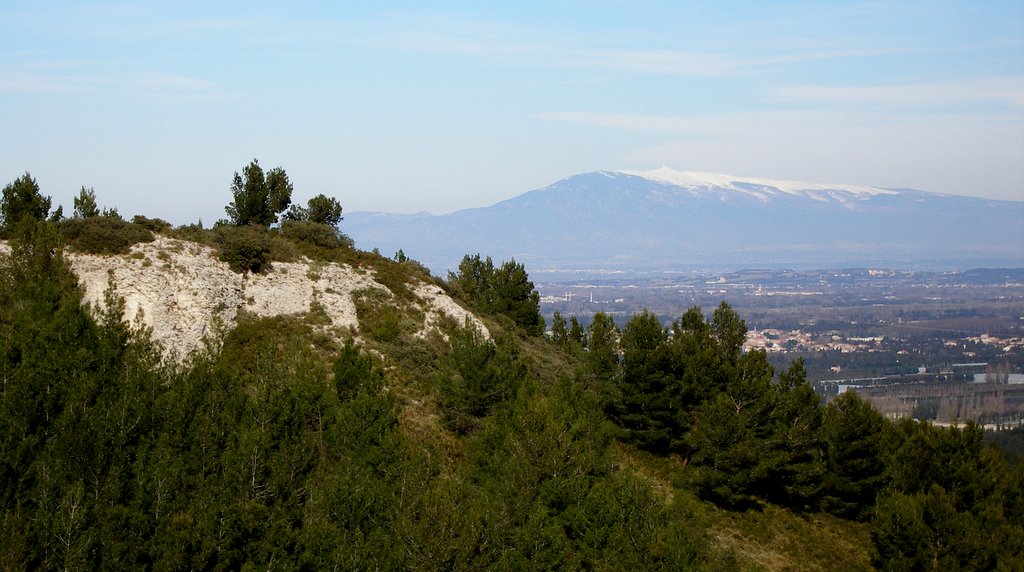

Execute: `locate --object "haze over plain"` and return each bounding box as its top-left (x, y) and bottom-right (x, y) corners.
top-left (1, 1), bottom-right (1022, 226)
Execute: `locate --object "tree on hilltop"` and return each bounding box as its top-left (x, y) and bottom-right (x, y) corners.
top-left (73, 186), bottom-right (100, 219)
top-left (284, 193), bottom-right (343, 227)
top-left (225, 159), bottom-right (293, 226)
top-left (450, 254), bottom-right (544, 335)
top-left (71, 186), bottom-right (120, 219)
top-left (1, 173), bottom-right (52, 233)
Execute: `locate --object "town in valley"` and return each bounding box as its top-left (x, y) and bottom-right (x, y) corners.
top-left (536, 267), bottom-right (1024, 427)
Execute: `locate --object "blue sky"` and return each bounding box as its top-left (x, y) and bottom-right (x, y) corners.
top-left (2, 1), bottom-right (1022, 224)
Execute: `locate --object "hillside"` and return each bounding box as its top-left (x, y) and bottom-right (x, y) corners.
top-left (345, 168), bottom-right (1024, 275)
top-left (1, 211), bottom-right (1022, 569)
top-left (64, 235), bottom-right (484, 357)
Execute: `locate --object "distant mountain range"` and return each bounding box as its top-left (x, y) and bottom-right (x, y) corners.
top-left (344, 168), bottom-right (1024, 277)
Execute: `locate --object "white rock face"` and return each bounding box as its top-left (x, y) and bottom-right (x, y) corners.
top-left (59, 236), bottom-right (485, 358)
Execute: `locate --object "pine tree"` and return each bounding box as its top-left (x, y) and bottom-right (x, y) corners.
top-left (550, 311), bottom-right (567, 346)
top-left (224, 159), bottom-right (293, 226)
top-left (612, 311), bottom-right (674, 452)
top-left (0, 173), bottom-right (52, 234)
top-left (820, 391), bottom-right (888, 519)
top-left (72, 186), bottom-right (100, 219)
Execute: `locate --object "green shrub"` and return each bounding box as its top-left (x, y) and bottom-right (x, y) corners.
top-left (436, 328), bottom-right (526, 435)
top-left (213, 225), bottom-right (271, 273)
top-left (263, 232), bottom-right (302, 264)
top-left (57, 216), bottom-right (154, 255)
top-left (279, 219), bottom-right (354, 251)
top-left (353, 288), bottom-right (423, 343)
top-left (171, 222), bottom-right (209, 244)
top-left (370, 258), bottom-right (415, 299)
top-left (130, 215), bottom-right (172, 234)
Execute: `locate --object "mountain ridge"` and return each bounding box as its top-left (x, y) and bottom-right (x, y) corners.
top-left (344, 169), bottom-right (1024, 276)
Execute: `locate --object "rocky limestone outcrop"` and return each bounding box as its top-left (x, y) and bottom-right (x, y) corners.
top-left (9, 236), bottom-right (486, 358)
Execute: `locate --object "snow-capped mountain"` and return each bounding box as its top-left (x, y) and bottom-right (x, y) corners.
top-left (617, 168), bottom-right (899, 205)
top-left (344, 169), bottom-right (1024, 276)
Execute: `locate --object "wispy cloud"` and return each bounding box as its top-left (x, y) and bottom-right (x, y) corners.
top-left (356, 14), bottom-right (901, 77)
top-left (774, 77), bottom-right (1024, 109)
top-left (0, 66), bottom-right (220, 100)
top-left (538, 111), bottom-right (704, 135)
top-left (574, 47), bottom-right (909, 77)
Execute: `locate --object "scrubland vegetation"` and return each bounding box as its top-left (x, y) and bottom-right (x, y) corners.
top-left (1, 170), bottom-right (1022, 569)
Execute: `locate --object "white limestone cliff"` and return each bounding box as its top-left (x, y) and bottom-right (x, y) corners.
top-left (55, 236), bottom-right (485, 358)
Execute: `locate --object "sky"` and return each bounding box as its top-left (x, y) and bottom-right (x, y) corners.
top-left (1, 1), bottom-right (1022, 225)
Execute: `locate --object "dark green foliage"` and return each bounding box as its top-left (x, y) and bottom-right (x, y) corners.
top-left (449, 253), bottom-right (544, 335)
top-left (278, 218), bottom-right (354, 252)
top-left (684, 350), bottom-right (780, 509)
top-left (72, 186), bottom-right (99, 219)
top-left (597, 304), bottom-right (828, 511)
top-left (711, 300), bottom-right (747, 363)
top-left (612, 311), bottom-right (675, 451)
top-left (770, 358), bottom-right (825, 509)
top-left (885, 420), bottom-right (997, 502)
top-left (669, 306), bottom-right (730, 408)
top-left (870, 487), bottom-right (1014, 571)
top-left (550, 311), bottom-right (567, 345)
top-left (285, 193), bottom-right (343, 227)
top-left (605, 305), bottom-right (721, 457)
top-left (437, 327), bottom-right (526, 434)
top-left (353, 288), bottom-right (423, 342)
top-left (170, 220), bottom-right (207, 243)
top-left (820, 391), bottom-right (888, 519)
top-left (306, 194), bottom-right (343, 227)
top-left (130, 214), bottom-right (172, 233)
top-left (213, 224), bottom-right (271, 273)
top-left (0, 251), bottom-right (428, 571)
top-left (451, 253), bottom-right (494, 303)
top-left (333, 338), bottom-right (383, 400)
top-left (466, 379), bottom-right (710, 569)
top-left (225, 159), bottom-right (293, 226)
top-left (582, 311), bottom-right (618, 383)
top-left (0, 222), bottom-right (95, 511)
top-left (214, 314), bottom-right (317, 381)
top-left (0, 173), bottom-right (52, 234)
top-left (0, 221), bottom-right (160, 569)
top-left (57, 216), bottom-right (154, 255)
top-left (490, 258), bottom-right (544, 334)
top-left (568, 315), bottom-right (585, 347)
top-left (869, 420), bottom-right (1024, 569)
top-left (986, 426), bottom-right (1024, 467)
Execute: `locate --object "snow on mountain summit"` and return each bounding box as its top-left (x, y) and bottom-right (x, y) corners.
top-left (616, 167), bottom-right (899, 204)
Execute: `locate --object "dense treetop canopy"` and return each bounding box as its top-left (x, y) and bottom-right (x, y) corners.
top-left (0, 172), bottom-right (52, 234)
top-left (285, 193), bottom-right (344, 227)
top-left (225, 159), bottom-right (293, 226)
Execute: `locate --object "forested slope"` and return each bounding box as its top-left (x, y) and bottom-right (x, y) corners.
top-left (1, 170), bottom-right (1022, 570)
